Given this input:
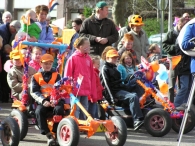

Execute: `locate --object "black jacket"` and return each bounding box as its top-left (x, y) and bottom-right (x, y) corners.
top-left (79, 14), bottom-right (119, 56)
top-left (100, 62), bottom-right (128, 96)
top-left (30, 68), bottom-right (61, 104)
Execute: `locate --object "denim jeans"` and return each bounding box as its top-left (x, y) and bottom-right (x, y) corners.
top-left (115, 90), bottom-right (143, 121)
top-left (88, 101), bottom-right (97, 118)
top-left (174, 75), bottom-right (191, 107)
top-left (71, 96), bottom-right (88, 120)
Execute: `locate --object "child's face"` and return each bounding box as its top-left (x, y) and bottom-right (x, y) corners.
top-left (30, 12), bottom-right (37, 21)
top-left (106, 56), bottom-right (118, 65)
top-left (32, 49), bottom-right (42, 62)
top-left (12, 59), bottom-right (22, 66)
top-left (93, 59), bottom-right (100, 69)
top-left (154, 45), bottom-right (161, 54)
top-left (37, 11), bottom-right (47, 22)
top-left (79, 40), bottom-right (90, 54)
top-left (41, 61), bottom-right (53, 71)
top-left (124, 56), bottom-right (132, 66)
top-left (123, 40), bottom-right (133, 50)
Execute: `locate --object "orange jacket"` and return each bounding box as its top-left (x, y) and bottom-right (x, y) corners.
top-left (34, 72), bottom-right (58, 98)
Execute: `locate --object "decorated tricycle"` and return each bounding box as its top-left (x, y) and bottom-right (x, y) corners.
top-left (10, 41), bottom-right (127, 146)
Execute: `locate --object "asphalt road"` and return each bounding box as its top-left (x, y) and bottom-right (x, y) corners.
top-left (0, 103), bottom-right (195, 146)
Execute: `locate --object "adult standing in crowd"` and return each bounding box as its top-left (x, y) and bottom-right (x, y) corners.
top-left (2, 11), bottom-right (12, 24)
top-left (79, 1), bottom-right (118, 56)
top-left (114, 15), bottom-right (133, 48)
top-left (28, 5), bottom-right (54, 54)
top-left (118, 15), bottom-right (149, 63)
top-left (0, 20), bottom-right (21, 102)
top-left (67, 18), bottom-right (82, 58)
top-left (162, 17), bottom-right (186, 103)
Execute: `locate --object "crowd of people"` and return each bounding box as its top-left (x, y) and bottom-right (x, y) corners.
top-left (0, 0), bottom-right (195, 145)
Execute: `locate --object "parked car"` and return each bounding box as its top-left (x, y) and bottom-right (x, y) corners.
top-left (148, 33), bottom-right (167, 57)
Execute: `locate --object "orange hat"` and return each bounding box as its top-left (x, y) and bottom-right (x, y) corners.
top-left (130, 15), bottom-right (144, 26)
top-left (10, 49), bottom-right (21, 59)
top-left (41, 54), bottom-right (54, 62)
top-left (106, 49), bottom-right (119, 58)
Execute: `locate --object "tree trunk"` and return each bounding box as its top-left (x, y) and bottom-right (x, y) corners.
top-left (5, 0), bottom-right (14, 18)
top-left (112, 0), bottom-right (128, 27)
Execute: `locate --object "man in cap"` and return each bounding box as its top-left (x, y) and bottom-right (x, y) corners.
top-left (79, 1), bottom-right (118, 56)
top-left (0, 20), bottom-right (21, 102)
top-left (118, 15), bottom-right (149, 63)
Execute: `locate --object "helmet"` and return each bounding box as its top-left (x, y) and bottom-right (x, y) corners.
top-left (130, 15), bottom-right (144, 26)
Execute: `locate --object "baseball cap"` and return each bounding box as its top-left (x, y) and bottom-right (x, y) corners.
top-left (106, 49), bottom-right (119, 58)
top-left (96, 1), bottom-right (108, 8)
top-left (10, 49), bottom-right (21, 59)
top-left (41, 54), bottom-right (54, 62)
top-left (10, 20), bottom-right (21, 32)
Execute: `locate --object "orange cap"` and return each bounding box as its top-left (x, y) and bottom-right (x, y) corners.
top-left (41, 54), bottom-right (54, 62)
top-left (10, 49), bottom-right (21, 59)
top-left (106, 49), bottom-right (119, 58)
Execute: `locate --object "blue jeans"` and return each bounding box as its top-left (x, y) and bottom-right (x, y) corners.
top-left (71, 96), bottom-right (88, 120)
top-left (88, 101), bottom-right (97, 118)
top-left (115, 90), bottom-right (143, 121)
top-left (174, 75), bottom-right (191, 107)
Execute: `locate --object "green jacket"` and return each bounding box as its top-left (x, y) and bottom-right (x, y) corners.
top-left (22, 22), bottom-right (41, 39)
top-left (162, 27), bottom-right (179, 57)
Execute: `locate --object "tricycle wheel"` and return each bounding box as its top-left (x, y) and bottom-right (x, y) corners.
top-left (10, 109), bottom-right (28, 140)
top-left (97, 104), bottom-right (106, 120)
top-left (1, 117), bottom-right (20, 146)
top-left (144, 108), bottom-right (172, 137)
top-left (57, 117), bottom-right (79, 146)
top-left (105, 116), bottom-right (127, 146)
top-left (172, 103), bottom-right (195, 134)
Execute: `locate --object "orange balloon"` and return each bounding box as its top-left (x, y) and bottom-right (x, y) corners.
top-left (159, 82), bottom-right (168, 94)
top-left (150, 61), bottom-right (159, 72)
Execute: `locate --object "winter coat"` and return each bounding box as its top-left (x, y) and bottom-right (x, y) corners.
top-left (117, 64), bottom-right (138, 81)
top-left (37, 21), bottom-right (54, 54)
top-left (29, 60), bottom-right (41, 72)
top-left (22, 20), bottom-right (41, 39)
top-left (93, 67), bottom-right (103, 101)
top-left (7, 65), bottom-right (36, 98)
top-left (79, 14), bottom-right (119, 56)
top-left (181, 21), bottom-right (195, 73)
top-left (64, 50), bottom-right (97, 101)
top-left (118, 29), bottom-right (149, 63)
top-left (162, 27), bottom-right (179, 57)
top-left (100, 62), bottom-right (128, 96)
top-left (30, 68), bottom-right (61, 104)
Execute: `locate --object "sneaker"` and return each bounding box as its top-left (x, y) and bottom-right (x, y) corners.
top-left (134, 120), bottom-right (144, 131)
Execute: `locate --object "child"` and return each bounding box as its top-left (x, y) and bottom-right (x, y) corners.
top-left (88, 56), bottom-right (103, 118)
top-left (117, 51), bottom-right (138, 82)
top-left (64, 37), bottom-right (97, 119)
top-left (29, 46), bottom-right (42, 71)
top-left (7, 49), bottom-right (36, 100)
top-left (21, 9), bottom-right (42, 39)
top-left (100, 46), bottom-right (116, 72)
top-left (148, 43), bottom-right (161, 62)
top-left (100, 49), bottom-right (144, 130)
top-left (30, 54), bottom-right (65, 145)
top-left (118, 33), bottom-right (139, 64)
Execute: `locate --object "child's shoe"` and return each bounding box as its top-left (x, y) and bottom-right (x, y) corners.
top-left (134, 120), bottom-right (144, 131)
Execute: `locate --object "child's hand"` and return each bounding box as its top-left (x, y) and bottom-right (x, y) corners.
top-left (43, 101), bottom-right (51, 107)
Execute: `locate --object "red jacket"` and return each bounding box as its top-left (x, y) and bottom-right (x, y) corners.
top-left (93, 67), bottom-right (103, 101)
top-left (64, 50), bottom-right (97, 102)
